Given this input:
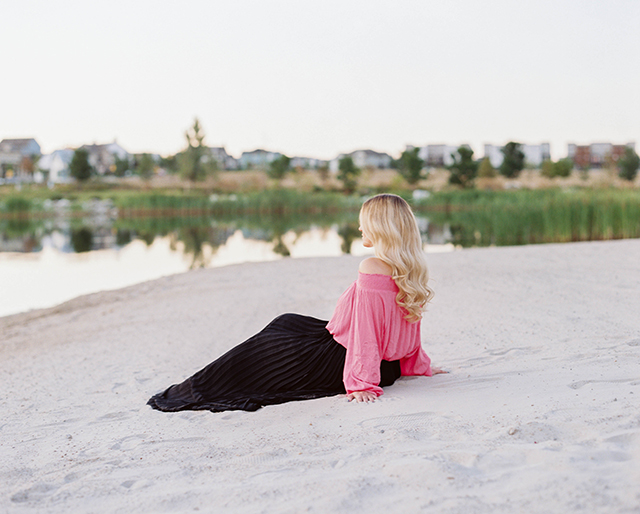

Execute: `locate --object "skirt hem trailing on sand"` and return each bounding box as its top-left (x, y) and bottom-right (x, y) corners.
top-left (147, 313), bottom-right (401, 413)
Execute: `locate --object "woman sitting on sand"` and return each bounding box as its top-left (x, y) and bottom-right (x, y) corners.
top-left (148, 193), bottom-right (444, 413)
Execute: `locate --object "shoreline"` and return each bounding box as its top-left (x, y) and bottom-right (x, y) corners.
top-left (2, 240), bottom-right (639, 513)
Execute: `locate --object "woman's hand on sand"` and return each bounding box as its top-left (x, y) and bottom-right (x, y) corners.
top-left (347, 391), bottom-right (377, 403)
top-left (432, 366), bottom-right (449, 375)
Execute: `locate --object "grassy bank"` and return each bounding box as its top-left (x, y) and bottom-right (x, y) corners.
top-left (2, 184), bottom-right (639, 248)
top-left (415, 189), bottom-right (640, 246)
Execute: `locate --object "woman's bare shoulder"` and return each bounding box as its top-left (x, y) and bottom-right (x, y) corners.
top-left (359, 257), bottom-right (393, 276)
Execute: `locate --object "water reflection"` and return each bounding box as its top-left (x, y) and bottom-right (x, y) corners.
top-left (272, 234), bottom-right (290, 257)
top-left (116, 229), bottom-right (133, 246)
top-left (338, 222), bottom-right (361, 254)
top-left (70, 227), bottom-right (93, 253)
top-left (0, 215), bottom-right (452, 258)
top-left (0, 212), bottom-right (455, 317)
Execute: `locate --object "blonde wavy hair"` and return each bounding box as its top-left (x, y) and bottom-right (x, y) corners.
top-left (360, 194), bottom-right (434, 322)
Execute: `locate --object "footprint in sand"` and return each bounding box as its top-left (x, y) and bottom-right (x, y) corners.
top-left (11, 482), bottom-right (58, 503)
top-left (487, 347), bottom-right (537, 357)
top-left (110, 434), bottom-right (205, 451)
top-left (507, 421), bottom-right (564, 442)
top-left (110, 434), bottom-right (147, 451)
top-left (120, 479), bottom-right (154, 490)
top-left (604, 432), bottom-right (639, 445)
top-left (64, 473), bottom-right (79, 484)
top-left (568, 377), bottom-right (639, 390)
top-left (234, 448), bottom-right (289, 465)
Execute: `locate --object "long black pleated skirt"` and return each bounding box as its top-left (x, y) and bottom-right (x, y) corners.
top-left (147, 313), bottom-right (401, 413)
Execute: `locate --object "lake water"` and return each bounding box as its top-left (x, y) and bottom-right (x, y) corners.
top-left (0, 222), bottom-right (455, 317)
top-left (3, 188), bottom-right (637, 317)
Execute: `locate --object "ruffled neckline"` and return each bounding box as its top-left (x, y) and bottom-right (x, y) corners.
top-left (357, 271), bottom-right (398, 292)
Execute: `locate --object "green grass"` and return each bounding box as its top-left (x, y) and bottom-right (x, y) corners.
top-left (2, 186), bottom-right (639, 248)
top-left (415, 188), bottom-right (640, 246)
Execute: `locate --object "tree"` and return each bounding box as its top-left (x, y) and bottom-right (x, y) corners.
top-left (553, 158), bottom-right (573, 178)
top-left (618, 147), bottom-right (640, 181)
top-left (541, 159), bottom-right (554, 178)
top-left (448, 146), bottom-right (478, 188)
top-left (500, 142), bottom-right (525, 178)
top-left (478, 157), bottom-right (496, 178)
top-left (179, 118), bottom-right (215, 182)
top-left (317, 163), bottom-right (330, 183)
top-left (114, 154), bottom-right (131, 177)
top-left (268, 155), bottom-right (291, 180)
top-left (159, 154), bottom-right (178, 174)
top-left (136, 153), bottom-right (155, 181)
top-left (337, 156), bottom-right (360, 193)
top-left (21, 155), bottom-right (39, 176)
top-left (541, 158), bottom-right (574, 178)
top-left (397, 148), bottom-right (425, 185)
top-left (69, 148), bottom-right (93, 182)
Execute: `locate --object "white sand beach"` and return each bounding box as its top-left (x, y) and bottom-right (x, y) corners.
top-left (1, 239), bottom-right (639, 513)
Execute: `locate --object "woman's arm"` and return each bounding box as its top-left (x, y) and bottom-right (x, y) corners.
top-left (343, 343), bottom-right (383, 397)
top-left (341, 289), bottom-right (385, 397)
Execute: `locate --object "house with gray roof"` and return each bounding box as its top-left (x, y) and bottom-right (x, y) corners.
top-left (329, 149), bottom-right (392, 173)
top-left (0, 138), bottom-right (41, 181)
top-left (238, 149), bottom-right (282, 170)
top-left (290, 156), bottom-right (327, 170)
top-left (80, 141), bottom-right (130, 175)
top-left (209, 146), bottom-right (238, 170)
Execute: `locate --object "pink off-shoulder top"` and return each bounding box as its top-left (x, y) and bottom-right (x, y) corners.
top-left (326, 272), bottom-right (432, 396)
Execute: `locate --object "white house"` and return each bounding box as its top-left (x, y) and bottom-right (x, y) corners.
top-left (521, 143), bottom-right (551, 168)
top-left (329, 149), bottom-right (392, 173)
top-left (238, 149), bottom-right (282, 170)
top-left (351, 149), bottom-right (392, 169)
top-left (418, 144), bottom-right (471, 168)
top-left (38, 149), bottom-right (74, 184)
top-left (484, 144), bottom-right (504, 168)
top-left (484, 142), bottom-right (551, 168)
top-left (290, 156), bottom-right (326, 170)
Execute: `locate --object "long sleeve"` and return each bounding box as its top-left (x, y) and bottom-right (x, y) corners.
top-left (341, 291), bottom-right (384, 396)
top-left (399, 344), bottom-right (432, 377)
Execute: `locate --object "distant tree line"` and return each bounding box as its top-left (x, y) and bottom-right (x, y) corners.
top-left (67, 118), bottom-right (640, 190)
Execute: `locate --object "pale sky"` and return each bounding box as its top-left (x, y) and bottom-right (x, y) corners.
top-left (2, 0), bottom-right (639, 160)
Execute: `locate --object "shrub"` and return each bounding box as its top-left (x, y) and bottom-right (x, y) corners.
top-left (448, 147), bottom-right (478, 188)
top-left (541, 159), bottom-right (573, 178)
top-left (618, 147), bottom-right (640, 181)
top-left (478, 157), bottom-right (496, 178)
top-left (397, 148), bottom-right (425, 185)
top-left (500, 142), bottom-right (525, 178)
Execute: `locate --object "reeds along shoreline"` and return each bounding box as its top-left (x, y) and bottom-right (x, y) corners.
top-left (1, 188), bottom-right (639, 248)
top-left (414, 189), bottom-right (640, 246)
